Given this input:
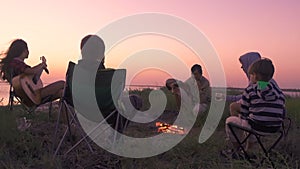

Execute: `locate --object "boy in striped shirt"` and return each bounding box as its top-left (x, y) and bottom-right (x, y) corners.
top-left (225, 58), bottom-right (285, 156)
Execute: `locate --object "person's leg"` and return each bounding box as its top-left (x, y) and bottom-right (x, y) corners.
top-left (129, 94), bottom-right (143, 110)
top-left (193, 103), bottom-right (208, 116)
top-left (238, 122), bottom-right (258, 159)
top-left (174, 94), bottom-right (181, 111)
top-left (39, 80), bottom-right (67, 123)
top-left (40, 80), bottom-right (65, 101)
top-left (242, 121), bottom-right (256, 153)
top-left (229, 102), bottom-right (241, 116)
top-left (225, 116), bottom-right (244, 151)
top-left (199, 103), bottom-right (208, 114)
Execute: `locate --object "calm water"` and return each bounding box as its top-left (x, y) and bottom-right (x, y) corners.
top-left (0, 83), bottom-right (10, 106)
top-left (0, 83), bottom-right (299, 106)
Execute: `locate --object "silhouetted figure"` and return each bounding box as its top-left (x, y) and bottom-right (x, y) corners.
top-left (0, 39), bottom-right (65, 105)
top-left (226, 52), bottom-right (261, 116)
top-left (225, 58), bottom-right (285, 155)
top-left (73, 34), bottom-right (142, 132)
top-left (78, 34), bottom-right (106, 70)
top-left (166, 64), bottom-right (211, 116)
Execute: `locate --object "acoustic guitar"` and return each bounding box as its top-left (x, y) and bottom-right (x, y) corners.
top-left (12, 74), bottom-right (43, 107)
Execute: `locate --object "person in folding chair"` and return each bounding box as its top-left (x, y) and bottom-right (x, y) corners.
top-left (77, 34), bottom-right (142, 130)
top-left (54, 34), bottom-right (142, 156)
top-left (0, 39), bottom-right (65, 117)
top-left (225, 52), bottom-right (261, 116)
top-left (76, 34), bottom-right (129, 132)
top-left (223, 58), bottom-right (286, 164)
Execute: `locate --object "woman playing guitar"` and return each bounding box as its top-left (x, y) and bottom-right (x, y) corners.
top-left (0, 39), bottom-right (65, 106)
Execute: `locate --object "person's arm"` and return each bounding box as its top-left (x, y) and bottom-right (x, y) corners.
top-left (23, 62), bottom-right (46, 75)
top-left (240, 87), bottom-right (251, 118)
top-left (226, 94), bottom-right (242, 102)
top-left (23, 56), bottom-right (47, 75)
top-left (202, 80), bottom-right (211, 102)
top-left (226, 81), bottom-right (253, 102)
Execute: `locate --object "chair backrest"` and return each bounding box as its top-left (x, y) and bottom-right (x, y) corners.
top-left (71, 64), bottom-right (126, 125)
top-left (63, 61), bottom-right (76, 106)
top-left (8, 68), bottom-right (16, 109)
top-left (95, 69), bottom-right (126, 129)
top-left (7, 68), bottom-right (24, 109)
top-left (95, 69), bottom-right (126, 114)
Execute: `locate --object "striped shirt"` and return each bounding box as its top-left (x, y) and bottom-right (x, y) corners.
top-left (240, 80), bottom-right (285, 133)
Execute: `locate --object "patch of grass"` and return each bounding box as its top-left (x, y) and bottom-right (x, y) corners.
top-left (286, 97), bottom-right (300, 122)
top-left (0, 106), bottom-right (57, 169)
top-left (0, 89), bottom-right (300, 168)
top-left (0, 107), bottom-right (18, 146)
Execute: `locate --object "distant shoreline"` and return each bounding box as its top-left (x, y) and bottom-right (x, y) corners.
top-left (125, 84), bottom-right (300, 92)
top-left (1, 82), bottom-right (300, 91)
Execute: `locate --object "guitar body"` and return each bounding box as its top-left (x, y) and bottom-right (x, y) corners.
top-left (12, 74), bottom-right (43, 107)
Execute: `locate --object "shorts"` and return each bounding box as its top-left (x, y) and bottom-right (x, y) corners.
top-left (225, 116), bottom-right (256, 143)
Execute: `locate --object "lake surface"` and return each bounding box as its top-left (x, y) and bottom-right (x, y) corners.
top-left (0, 83), bottom-right (299, 106)
top-left (0, 83), bottom-right (10, 106)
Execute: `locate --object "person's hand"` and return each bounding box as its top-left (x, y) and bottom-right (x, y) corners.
top-left (40, 56), bottom-right (47, 64)
top-left (40, 56), bottom-right (47, 68)
top-left (40, 56), bottom-right (49, 74)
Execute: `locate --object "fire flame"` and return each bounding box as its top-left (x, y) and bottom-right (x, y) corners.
top-left (155, 122), bottom-right (185, 135)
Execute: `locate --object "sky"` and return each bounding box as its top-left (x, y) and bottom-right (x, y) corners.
top-left (1, 0), bottom-right (300, 89)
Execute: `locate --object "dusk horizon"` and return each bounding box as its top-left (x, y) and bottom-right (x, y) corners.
top-left (1, 1), bottom-right (300, 89)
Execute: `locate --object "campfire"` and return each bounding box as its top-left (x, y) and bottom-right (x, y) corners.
top-left (155, 122), bottom-right (185, 135)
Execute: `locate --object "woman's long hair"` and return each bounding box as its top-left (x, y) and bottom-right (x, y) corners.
top-left (0, 39), bottom-right (28, 81)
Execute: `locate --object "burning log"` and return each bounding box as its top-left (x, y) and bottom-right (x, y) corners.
top-left (155, 122), bottom-right (185, 135)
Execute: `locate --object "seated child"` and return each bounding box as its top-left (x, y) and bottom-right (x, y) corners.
top-left (224, 58), bottom-right (285, 157)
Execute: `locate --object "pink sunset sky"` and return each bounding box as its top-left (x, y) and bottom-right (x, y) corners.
top-left (1, 0), bottom-right (300, 89)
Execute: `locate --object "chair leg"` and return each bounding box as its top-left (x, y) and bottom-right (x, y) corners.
top-left (53, 99), bottom-right (66, 157)
top-left (255, 135), bottom-right (273, 168)
top-left (9, 83), bottom-right (14, 110)
top-left (283, 118), bottom-right (291, 139)
top-left (9, 93), bottom-right (14, 111)
top-left (228, 123), bottom-right (284, 168)
top-left (9, 96), bottom-right (32, 114)
top-left (17, 99), bottom-right (36, 114)
top-left (228, 124), bottom-right (251, 161)
top-left (64, 109), bottom-right (118, 156)
top-left (64, 102), bottom-right (72, 140)
top-left (65, 105), bottom-right (94, 153)
top-left (258, 131), bottom-right (284, 168)
top-left (112, 113), bottom-right (120, 146)
top-left (53, 100), bottom-right (73, 157)
top-left (48, 101), bottom-right (53, 120)
top-left (53, 100), bottom-right (94, 158)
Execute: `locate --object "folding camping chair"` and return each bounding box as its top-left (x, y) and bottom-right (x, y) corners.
top-left (7, 68), bottom-right (54, 117)
top-left (53, 62), bottom-right (128, 157)
top-left (52, 61), bottom-right (95, 157)
top-left (227, 117), bottom-right (291, 168)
